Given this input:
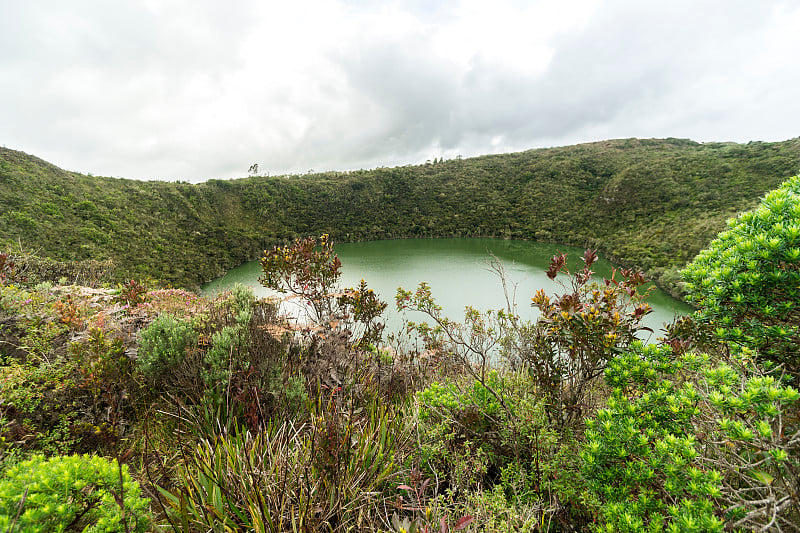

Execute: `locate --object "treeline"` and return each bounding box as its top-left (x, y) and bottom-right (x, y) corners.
top-left (2, 137), bottom-right (799, 293)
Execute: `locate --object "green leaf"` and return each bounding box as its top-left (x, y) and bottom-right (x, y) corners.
top-left (749, 470), bottom-right (774, 486)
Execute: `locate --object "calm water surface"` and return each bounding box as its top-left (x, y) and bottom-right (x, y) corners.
top-left (203, 238), bottom-right (692, 341)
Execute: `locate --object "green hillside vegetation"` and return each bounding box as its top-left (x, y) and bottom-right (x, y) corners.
top-left (2, 137), bottom-right (799, 294)
top-left (1, 174), bottom-right (799, 530)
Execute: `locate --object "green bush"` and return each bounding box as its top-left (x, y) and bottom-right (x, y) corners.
top-left (0, 360), bottom-right (78, 455)
top-left (415, 370), bottom-right (593, 527)
top-left (6, 210), bottom-right (36, 228)
top-left (0, 454), bottom-right (150, 532)
top-left (203, 284), bottom-right (254, 387)
top-left (204, 324), bottom-right (249, 385)
top-left (228, 282), bottom-right (256, 317)
top-left (683, 174), bottom-right (800, 375)
top-left (419, 371), bottom-right (504, 422)
top-left (137, 313), bottom-right (197, 383)
top-left (583, 343), bottom-right (800, 531)
top-left (414, 373), bottom-right (507, 492)
top-left (698, 351), bottom-right (800, 531)
top-left (582, 344), bottom-right (723, 532)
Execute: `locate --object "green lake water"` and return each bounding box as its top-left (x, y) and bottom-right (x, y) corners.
top-left (202, 238), bottom-right (693, 341)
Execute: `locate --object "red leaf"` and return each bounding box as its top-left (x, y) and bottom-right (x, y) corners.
top-left (420, 478), bottom-right (430, 494)
top-left (454, 516), bottom-right (475, 530)
top-left (583, 248), bottom-right (598, 267)
top-left (397, 485), bottom-right (413, 491)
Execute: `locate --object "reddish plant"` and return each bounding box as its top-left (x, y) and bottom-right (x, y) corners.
top-left (0, 252), bottom-right (25, 284)
top-left (53, 295), bottom-right (84, 331)
top-left (529, 249), bottom-right (653, 424)
top-left (115, 279), bottom-right (148, 307)
top-left (260, 234), bottom-right (342, 322)
top-left (260, 235), bottom-right (387, 348)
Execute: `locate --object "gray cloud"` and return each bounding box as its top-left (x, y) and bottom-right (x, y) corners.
top-left (1, 0), bottom-right (798, 181)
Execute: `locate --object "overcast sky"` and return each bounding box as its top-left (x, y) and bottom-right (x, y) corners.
top-left (2, 0), bottom-right (798, 182)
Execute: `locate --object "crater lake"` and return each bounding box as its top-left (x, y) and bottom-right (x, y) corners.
top-left (202, 238), bottom-right (693, 340)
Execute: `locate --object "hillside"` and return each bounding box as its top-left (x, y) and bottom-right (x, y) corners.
top-left (2, 137), bottom-right (799, 293)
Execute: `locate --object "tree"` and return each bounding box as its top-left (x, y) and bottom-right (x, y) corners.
top-left (259, 235), bottom-right (386, 348)
top-left (260, 234), bottom-right (342, 323)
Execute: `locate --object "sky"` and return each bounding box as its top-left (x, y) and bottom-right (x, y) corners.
top-left (2, 0), bottom-right (799, 182)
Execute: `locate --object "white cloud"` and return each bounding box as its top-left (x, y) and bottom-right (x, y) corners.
top-left (1, 0), bottom-right (798, 181)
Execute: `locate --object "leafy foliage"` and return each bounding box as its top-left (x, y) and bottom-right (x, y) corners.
top-left (203, 297), bottom-right (251, 387)
top-left (336, 278), bottom-right (387, 348)
top-left (114, 279), bottom-right (149, 307)
top-left (582, 345), bottom-right (724, 532)
top-left (136, 313), bottom-right (198, 385)
top-left (702, 360), bottom-right (800, 531)
top-left (683, 174), bottom-right (800, 375)
top-left (260, 235), bottom-right (387, 348)
top-left (0, 453), bottom-right (151, 532)
top-left (260, 234), bottom-right (342, 322)
top-left (527, 250), bottom-right (653, 425)
top-left (582, 343), bottom-right (800, 532)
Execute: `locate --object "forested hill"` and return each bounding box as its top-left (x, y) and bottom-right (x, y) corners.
top-left (2, 137), bottom-right (799, 294)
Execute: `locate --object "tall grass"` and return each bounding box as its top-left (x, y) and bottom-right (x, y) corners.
top-left (159, 399), bottom-right (407, 532)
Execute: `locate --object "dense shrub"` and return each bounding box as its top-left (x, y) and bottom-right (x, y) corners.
top-left (200, 284), bottom-right (255, 402)
top-left (415, 370), bottom-right (592, 529)
top-left (582, 344), bottom-right (723, 532)
top-left (0, 454), bottom-right (151, 532)
top-left (228, 281), bottom-right (256, 316)
top-left (582, 343), bottom-right (800, 531)
top-left (415, 372), bottom-right (512, 491)
top-left (11, 252), bottom-right (114, 287)
top-left (204, 323), bottom-right (249, 385)
top-left (526, 250), bottom-right (653, 426)
top-left (0, 360), bottom-right (77, 455)
top-left (683, 174), bottom-right (800, 375)
top-left (137, 313), bottom-right (197, 384)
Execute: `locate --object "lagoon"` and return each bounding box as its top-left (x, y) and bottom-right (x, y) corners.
top-left (202, 238), bottom-right (692, 340)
